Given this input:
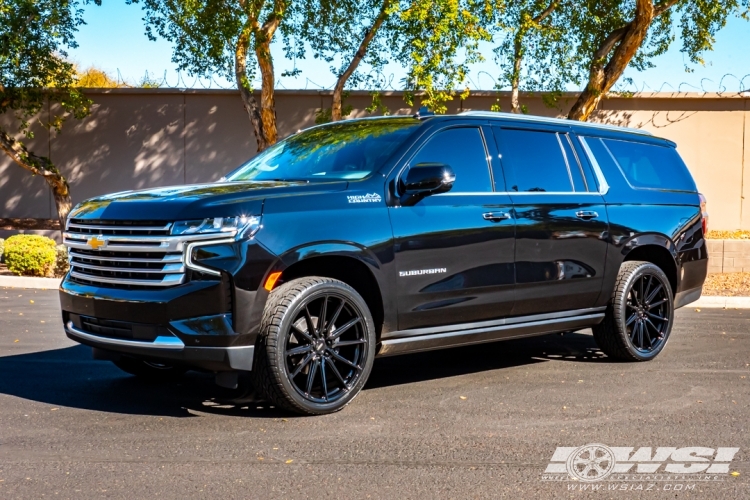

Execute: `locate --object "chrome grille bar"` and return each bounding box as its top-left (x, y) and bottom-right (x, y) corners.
top-left (69, 261), bottom-right (185, 274)
top-left (68, 250), bottom-right (182, 263)
top-left (69, 271), bottom-right (185, 287)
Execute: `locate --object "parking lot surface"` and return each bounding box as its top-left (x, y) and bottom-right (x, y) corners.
top-left (0, 288), bottom-right (748, 498)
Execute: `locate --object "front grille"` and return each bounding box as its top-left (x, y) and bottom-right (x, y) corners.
top-left (64, 219), bottom-right (185, 288)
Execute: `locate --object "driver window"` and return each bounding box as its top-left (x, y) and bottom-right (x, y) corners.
top-left (409, 127), bottom-right (492, 193)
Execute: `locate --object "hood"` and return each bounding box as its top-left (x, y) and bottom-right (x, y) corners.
top-left (68, 180), bottom-right (348, 221)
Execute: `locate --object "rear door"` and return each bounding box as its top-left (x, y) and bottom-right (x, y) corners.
top-left (389, 124), bottom-right (516, 331)
top-left (492, 124), bottom-right (609, 316)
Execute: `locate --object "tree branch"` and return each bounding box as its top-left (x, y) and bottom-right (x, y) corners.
top-left (533, 0), bottom-right (559, 23)
top-left (332, 0), bottom-right (391, 121)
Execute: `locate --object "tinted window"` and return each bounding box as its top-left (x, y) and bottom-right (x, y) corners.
top-left (497, 129), bottom-right (574, 192)
top-left (600, 138), bottom-right (697, 192)
top-left (410, 127), bottom-right (492, 192)
top-left (226, 118), bottom-right (419, 181)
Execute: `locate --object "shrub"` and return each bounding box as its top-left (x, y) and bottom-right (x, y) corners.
top-left (3, 234), bottom-right (57, 277)
top-left (0, 238), bottom-right (4, 262)
top-left (55, 244), bottom-right (70, 277)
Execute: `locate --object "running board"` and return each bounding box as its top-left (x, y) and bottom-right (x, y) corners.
top-left (377, 310), bottom-right (605, 357)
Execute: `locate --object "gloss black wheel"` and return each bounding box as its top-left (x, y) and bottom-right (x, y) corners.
top-left (593, 261), bottom-right (674, 361)
top-left (253, 277), bottom-right (376, 415)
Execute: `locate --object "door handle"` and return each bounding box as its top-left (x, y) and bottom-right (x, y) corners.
top-left (482, 212), bottom-right (511, 222)
top-left (575, 211), bottom-right (599, 220)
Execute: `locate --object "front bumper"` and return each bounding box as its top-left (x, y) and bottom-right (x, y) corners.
top-left (64, 319), bottom-right (254, 371)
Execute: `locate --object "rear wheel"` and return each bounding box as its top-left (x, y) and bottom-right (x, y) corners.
top-left (253, 277), bottom-right (376, 415)
top-left (112, 357), bottom-right (187, 380)
top-left (593, 261), bottom-right (674, 361)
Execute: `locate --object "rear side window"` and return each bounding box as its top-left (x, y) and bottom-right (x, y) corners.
top-left (409, 127), bottom-right (492, 192)
top-left (593, 138), bottom-right (696, 192)
top-left (495, 128), bottom-right (586, 193)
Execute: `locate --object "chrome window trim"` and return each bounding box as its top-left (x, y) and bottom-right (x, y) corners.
top-left (577, 136), bottom-right (611, 195)
top-left (65, 321), bottom-right (185, 350)
top-left (555, 133), bottom-right (576, 192)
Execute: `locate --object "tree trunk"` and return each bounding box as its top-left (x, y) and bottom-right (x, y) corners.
top-left (235, 22), bottom-right (269, 152)
top-left (510, 34), bottom-right (523, 114)
top-left (0, 127), bottom-right (71, 234)
top-left (332, 0), bottom-right (391, 121)
top-left (567, 0), bottom-right (679, 121)
top-left (255, 38), bottom-right (277, 146)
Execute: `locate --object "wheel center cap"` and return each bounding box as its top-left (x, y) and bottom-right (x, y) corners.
top-left (314, 339), bottom-right (325, 353)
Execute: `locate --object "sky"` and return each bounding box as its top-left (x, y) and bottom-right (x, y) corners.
top-left (69, 1), bottom-right (750, 94)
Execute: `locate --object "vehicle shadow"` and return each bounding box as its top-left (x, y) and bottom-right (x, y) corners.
top-left (368, 330), bottom-right (608, 389)
top-left (0, 331), bottom-right (608, 418)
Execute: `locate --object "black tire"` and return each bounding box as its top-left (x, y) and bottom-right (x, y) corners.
top-left (252, 277), bottom-right (376, 415)
top-left (593, 261), bottom-right (674, 361)
top-left (112, 357), bottom-right (187, 380)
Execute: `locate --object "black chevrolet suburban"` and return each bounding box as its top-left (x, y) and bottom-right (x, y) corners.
top-left (60, 112), bottom-right (708, 415)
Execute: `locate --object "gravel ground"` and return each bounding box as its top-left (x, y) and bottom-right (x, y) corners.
top-left (703, 273), bottom-right (750, 296)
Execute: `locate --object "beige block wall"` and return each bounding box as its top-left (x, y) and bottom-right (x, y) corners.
top-left (1, 89), bottom-right (749, 230)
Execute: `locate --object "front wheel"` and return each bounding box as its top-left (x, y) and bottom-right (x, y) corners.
top-left (593, 261), bottom-right (674, 361)
top-left (253, 277), bottom-right (376, 415)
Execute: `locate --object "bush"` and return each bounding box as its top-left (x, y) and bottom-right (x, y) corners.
top-left (0, 238), bottom-right (4, 262)
top-left (3, 234), bottom-right (57, 277)
top-left (55, 244), bottom-right (70, 278)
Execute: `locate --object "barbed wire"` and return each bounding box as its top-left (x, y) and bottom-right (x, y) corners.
top-left (111, 68), bottom-right (750, 96)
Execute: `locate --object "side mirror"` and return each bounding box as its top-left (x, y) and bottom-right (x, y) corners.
top-left (400, 163), bottom-right (455, 205)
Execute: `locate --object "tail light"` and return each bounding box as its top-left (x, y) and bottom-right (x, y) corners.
top-left (699, 193), bottom-right (708, 235)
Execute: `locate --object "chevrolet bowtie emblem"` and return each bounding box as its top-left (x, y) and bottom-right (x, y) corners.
top-left (87, 236), bottom-right (106, 250)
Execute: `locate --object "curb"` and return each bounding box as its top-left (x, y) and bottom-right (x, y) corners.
top-left (690, 296), bottom-right (750, 309)
top-left (0, 275), bottom-right (62, 290)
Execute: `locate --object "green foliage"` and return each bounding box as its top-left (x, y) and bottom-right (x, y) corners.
top-left (0, 0), bottom-right (99, 137)
top-left (397, 0), bottom-right (494, 113)
top-left (55, 244), bottom-right (70, 278)
top-left (3, 235), bottom-right (57, 277)
top-left (0, 238), bottom-right (4, 262)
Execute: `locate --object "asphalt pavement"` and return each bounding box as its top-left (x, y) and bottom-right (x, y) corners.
top-left (0, 288), bottom-right (748, 499)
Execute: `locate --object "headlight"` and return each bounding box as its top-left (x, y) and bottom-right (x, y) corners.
top-left (171, 216), bottom-right (261, 237)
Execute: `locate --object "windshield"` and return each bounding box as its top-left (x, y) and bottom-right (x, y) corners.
top-left (225, 118), bottom-right (420, 182)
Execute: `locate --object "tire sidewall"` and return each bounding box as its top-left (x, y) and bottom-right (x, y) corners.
top-left (616, 263), bottom-right (674, 361)
top-left (268, 279), bottom-right (376, 414)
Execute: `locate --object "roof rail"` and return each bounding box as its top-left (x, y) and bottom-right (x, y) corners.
top-left (458, 111), bottom-right (653, 136)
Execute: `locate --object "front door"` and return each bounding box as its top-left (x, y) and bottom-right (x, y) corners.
top-left (492, 125), bottom-right (609, 316)
top-left (389, 125), bottom-right (516, 331)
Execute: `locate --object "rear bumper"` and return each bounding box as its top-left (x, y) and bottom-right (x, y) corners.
top-left (64, 319), bottom-right (254, 371)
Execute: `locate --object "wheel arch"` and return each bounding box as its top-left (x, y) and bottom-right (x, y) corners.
top-left (271, 243), bottom-right (387, 337)
top-left (621, 234), bottom-right (679, 294)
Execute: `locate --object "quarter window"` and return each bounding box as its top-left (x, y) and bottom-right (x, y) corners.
top-left (600, 138), bottom-right (697, 192)
top-left (409, 127), bottom-right (492, 192)
top-left (496, 129), bottom-right (581, 193)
